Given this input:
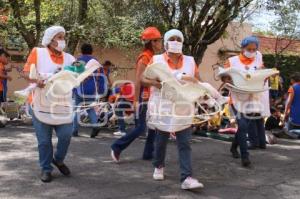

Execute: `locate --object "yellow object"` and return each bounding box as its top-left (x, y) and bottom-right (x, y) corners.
top-left (209, 113), bottom-right (221, 127)
top-left (222, 104), bottom-right (231, 117)
top-left (269, 75), bottom-right (279, 90)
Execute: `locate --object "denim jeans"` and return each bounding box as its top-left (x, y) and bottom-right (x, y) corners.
top-left (111, 102), bottom-right (156, 158)
top-left (114, 98), bottom-right (133, 132)
top-left (248, 118), bottom-right (266, 147)
top-left (73, 93), bottom-right (98, 134)
top-left (30, 109), bottom-right (73, 172)
top-left (233, 112), bottom-right (250, 159)
top-left (142, 128), bottom-right (156, 160)
top-left (153, 127), bottom-right (192, 182)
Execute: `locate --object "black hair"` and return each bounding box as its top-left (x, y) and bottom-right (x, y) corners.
top-left (103, 60), bottom-right (113, 66)
top-left (81, 43), bottom-right (93, 55)
top-left (144, 41), bottom-right (154, 52)
top-left (270, 107), bottom-right (277, 114)
top-left (291, 72), bottom-right (300, 82)
top-left (0, 49), bottom-right (10, 57)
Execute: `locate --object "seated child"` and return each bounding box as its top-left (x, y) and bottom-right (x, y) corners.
top-left (265, 107), bottom-right (284, 137)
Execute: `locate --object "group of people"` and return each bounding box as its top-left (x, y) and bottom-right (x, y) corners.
top-left (1, 24), bottom-right (299, 191)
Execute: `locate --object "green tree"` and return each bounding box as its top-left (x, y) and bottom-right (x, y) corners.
top-left (130, 0), bottom-right (255, 64)
top-left (266, 0), bottom-right (300, 67)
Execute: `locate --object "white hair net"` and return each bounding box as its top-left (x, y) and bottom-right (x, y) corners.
top-left (164, 29), bottom-right (184, 49)
top-left (41, 26), bottom-right (65, 47)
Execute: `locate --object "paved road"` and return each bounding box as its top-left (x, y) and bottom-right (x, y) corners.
top-left (1, 124), bottom-right (300, 199)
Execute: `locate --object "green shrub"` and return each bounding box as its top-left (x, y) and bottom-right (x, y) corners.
top-left (263, 54), bottom-right (300, 90)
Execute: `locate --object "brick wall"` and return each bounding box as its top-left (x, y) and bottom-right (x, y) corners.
top-left (257, 35), bottom-right (300, 55)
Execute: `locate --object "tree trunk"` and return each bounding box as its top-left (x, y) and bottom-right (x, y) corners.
top-left (67, 0), bottom-right (88, 54)
top-left (34, 0), bottom-right (41, 47)
top-left (192, 44), bottom-right (208, 65)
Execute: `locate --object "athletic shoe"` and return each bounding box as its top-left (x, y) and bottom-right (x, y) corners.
top-left (111, 150), bottom-right (120, 163)
top-left (153, 167), bottom-right (164, 180)
top-left (40, 171), bottom-right (52, 183)
top-left (90, 128), bottom-right (100, 138)
top-left (181, 177), bottom-right (204, 190)
top-left (241, 158), bottom-right (251, 168)
top-left (113, 131), bottom-right (126, 136)
top-left (52, 159), bottom-right (71, 176)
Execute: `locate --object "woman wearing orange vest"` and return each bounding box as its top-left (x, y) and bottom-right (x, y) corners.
top-left (145, 29), bottom-right (203, 190)
top-left (111, 27), bottom-right (162, 162)
top-left (23, 26), bottom-right (75, 183)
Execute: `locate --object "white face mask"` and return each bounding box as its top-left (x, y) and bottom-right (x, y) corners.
top-left (167, 41), bottom-right (183, 54)
top-left (55, 40), bottom-right (66, 52)
top-left (244, 50), bottom-right (256, 58)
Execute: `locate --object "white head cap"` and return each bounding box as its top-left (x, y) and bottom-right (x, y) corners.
top-left (164, 29), bottom-right (184, 49)
top-left (42, 26), bottom-right (65, 47)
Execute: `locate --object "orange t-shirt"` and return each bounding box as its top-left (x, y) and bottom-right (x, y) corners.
top-left (288, 82), bottom-right (300, 94)
top-left (23, 48), bottom-right (64, 72)
top-left (0, 63), bottom-right (5, 91)
top-left (136, 49), bottom-right (154, 100)
top-left (224, 54), bottom-right (263, 68)
top-left (23, 48), bottom-right (65, 102)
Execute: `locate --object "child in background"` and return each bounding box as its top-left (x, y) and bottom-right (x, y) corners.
top-left (0, 49), bottom-right (12, 103)
top-left (265, 107), bottom-right (283, 137)
top-left (113, 82), bottom-right (135, 136)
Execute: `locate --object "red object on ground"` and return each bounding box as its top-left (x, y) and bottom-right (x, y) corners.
top-left (218, 128), bottom-right (238, 135)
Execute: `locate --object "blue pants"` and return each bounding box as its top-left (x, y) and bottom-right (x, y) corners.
top-left (142, 128), bottom-right (156, 160)
top-left (270, 89), bottom-right (279, 100)
top-left (114, 98), bottom-right (133, 132)
top-left (248, 118), bottom-right (266, 147)
top-left (31, 109), bottom-right (73, 172)
top-left (153, 127), bottom-right (192, 182)
top-left (234, 113), bottom-right (251, 159)
top-left (111, 103), bottom-right (156, 159)
top-left (234, 113), bottom-right (266, 159)
top-left (73, 94), bottom-right (98, 134)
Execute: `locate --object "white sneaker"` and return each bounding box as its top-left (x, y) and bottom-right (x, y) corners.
top-left (153, 168), bottom-right (164, 180)
top-left (111, 150), bottom-right (120, 163)
top-left (181, 177), bottom-right (204, 190)
top-left (113, 131), bottom-right (126, 136)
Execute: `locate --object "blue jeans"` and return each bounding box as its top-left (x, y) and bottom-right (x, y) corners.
top-left (143, 128), bottom-right (156, 160)
top-left (270, 89), bottom-right (279, 100)
top-left (73, 94), bottom-right (98, 134)
top-left (111, 103), bottom-right (156, 158)
top-left (114, 98), bottom-right (133, 132)
top-left (234, 113), bottom-right (251, 159)
top-left (153, 127), bottom-right (192, 182)
top-left (248, 118), bottom-right (266, 147)
top-left (31, 109), bottom-right (73, 172)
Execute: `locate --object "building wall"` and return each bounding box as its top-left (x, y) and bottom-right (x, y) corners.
top-left (6, 23), bottom-right (252, 97)
top-left (256, 35), bottom-right (300, 55)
